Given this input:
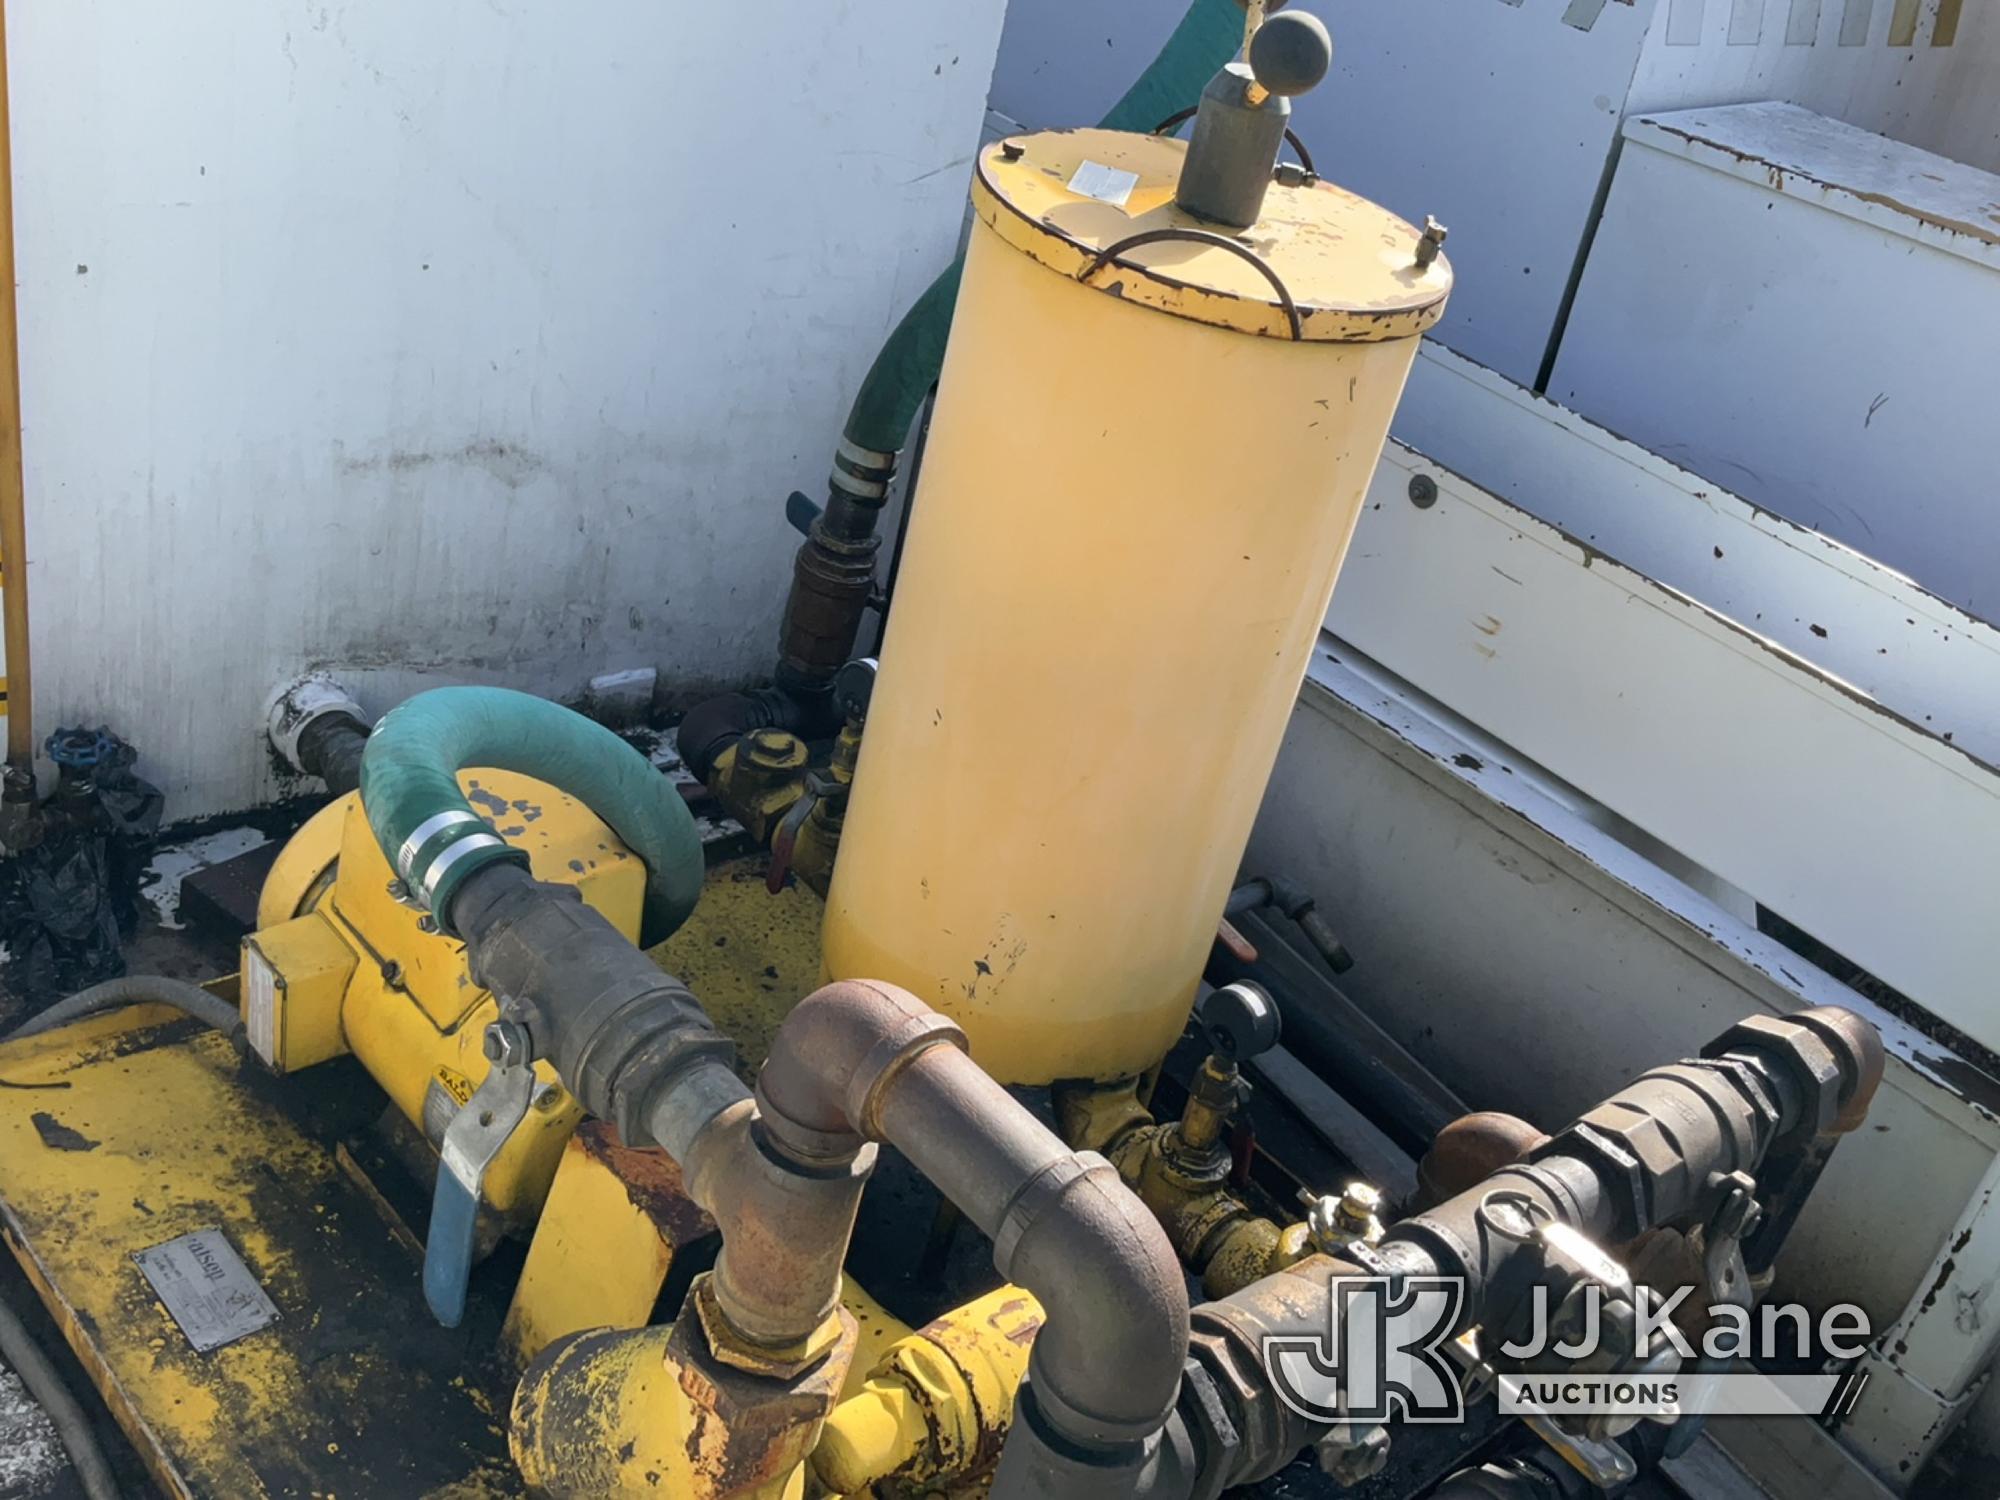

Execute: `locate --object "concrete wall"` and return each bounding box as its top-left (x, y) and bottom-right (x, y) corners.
top-left (7, 0), bottom-right (1006, 820)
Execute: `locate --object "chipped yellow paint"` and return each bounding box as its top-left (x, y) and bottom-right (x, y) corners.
top-left (254, 794), bottom-right (346, 929)
top-left (826, 133), bottom-right (1441, 1084)
top-left (814, 1286), bottom-right (1044, 1496)
top-left (502, 1124), bottom-right (697, 1367)
top-left (326, 771), bottom-right (643, 1031)
top-left (256, 770), bottom-right (644, 1225)
top-left (645, 860), bottom-right (826, 1078)
top-left (0, 1009), bottom-right (518, 1495)
top-left (971, 128), bottom-right (1451, 343)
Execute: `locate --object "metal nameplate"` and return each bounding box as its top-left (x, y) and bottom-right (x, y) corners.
top-left (133, 1228), bottom-right (279, 1353)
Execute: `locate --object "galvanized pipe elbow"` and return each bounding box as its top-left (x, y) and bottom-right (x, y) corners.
top-left (761, 980), bottom-right (1191, 1492)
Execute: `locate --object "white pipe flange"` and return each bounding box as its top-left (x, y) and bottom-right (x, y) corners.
top-left (266, 671), bottom-right (365, 775)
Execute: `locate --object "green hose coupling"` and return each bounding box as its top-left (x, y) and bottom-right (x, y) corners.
top-left (358, 686), bottom-right (704, 944)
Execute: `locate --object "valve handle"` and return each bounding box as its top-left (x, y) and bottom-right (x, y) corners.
top-left (423, 1020), bottom-right (537, 1327)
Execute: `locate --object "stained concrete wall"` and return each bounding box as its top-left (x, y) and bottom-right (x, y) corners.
top-left (7, 0), bottom-right (1006, 818)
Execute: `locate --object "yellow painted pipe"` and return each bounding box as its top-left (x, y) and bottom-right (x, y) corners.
top-left (0, 1), bottom-right (32, 769)
top-left (812, 1285), bottom-right (1045, 1497)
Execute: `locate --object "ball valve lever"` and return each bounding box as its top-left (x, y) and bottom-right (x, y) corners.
top-left (423, 1017), bottom-right (538, 1327)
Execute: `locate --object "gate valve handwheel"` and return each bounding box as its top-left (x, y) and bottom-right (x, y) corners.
top-left (1197, 981), bottom-right (1282, 1062)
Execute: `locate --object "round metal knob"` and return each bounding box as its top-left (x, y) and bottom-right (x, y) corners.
top-left (1197, 981), bottom-right (1282, 1061)
top-left (1249, 11), bottom-right (1333, 98)
top-left (833, 657), bottom-right (878, 724)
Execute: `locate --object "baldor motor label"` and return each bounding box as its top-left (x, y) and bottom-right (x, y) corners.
top-left (423, 1064), bottom-right (477, 1146)
top-left (133, 1228), bottom-right (279, 1353)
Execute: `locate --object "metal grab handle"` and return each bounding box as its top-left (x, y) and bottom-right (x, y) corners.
top-left (1151, 105), bottom-right (1317, 179)
top-left (1077, 227), bottom-right (1304, 342)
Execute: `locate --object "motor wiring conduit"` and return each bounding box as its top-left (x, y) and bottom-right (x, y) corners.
top-left (3, 973), bottom-right (244, 1046)
top-left (359, 686), bottom-right (703, 945)
top-left (0, 1291), bottom-right (120, 1500)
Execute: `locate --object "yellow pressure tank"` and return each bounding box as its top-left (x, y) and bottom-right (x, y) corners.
top-left (822, 126), bottom-right (1451, 1085)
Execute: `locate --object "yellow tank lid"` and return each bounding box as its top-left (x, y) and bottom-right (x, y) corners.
top-left (971, 126), bottom-right (1452, 344)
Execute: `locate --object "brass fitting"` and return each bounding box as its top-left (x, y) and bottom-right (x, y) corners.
top-left (1302, 1181), bottom-right (1386, 1255)
top-left (786, 716), bottom-right (861, 893)
top-left (511, 1282), bottom-right (859, 1499)
top-left (811, 1286), bottom-right (1045, 1497)
top-left (1054, 1071), bottom-right (1310, 1300)
top-left (709, 728), bottom-right (810, 844)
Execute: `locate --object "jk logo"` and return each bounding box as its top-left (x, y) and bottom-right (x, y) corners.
top-left (1262, 1275), bottom-right (1468, 1425)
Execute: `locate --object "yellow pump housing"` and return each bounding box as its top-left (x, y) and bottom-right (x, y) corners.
top-left (823, 127), bottom-right (1450, 1085)
top-left (244, 769), bottom-right (643, 1224)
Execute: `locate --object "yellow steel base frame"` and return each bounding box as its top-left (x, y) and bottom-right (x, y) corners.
top-left (0, 856), bottom-right (885, 1498)
top-left (0, 1006), bottom-right (520, 1498)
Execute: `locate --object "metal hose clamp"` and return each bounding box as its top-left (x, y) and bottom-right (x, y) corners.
top-left (397, 808), bottom-right (485, 882)
top-left (420, 833), bottom-right (513, 908)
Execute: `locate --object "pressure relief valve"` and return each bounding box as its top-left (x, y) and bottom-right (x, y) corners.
top-left (1175, 7), bottom-right (1333, 229)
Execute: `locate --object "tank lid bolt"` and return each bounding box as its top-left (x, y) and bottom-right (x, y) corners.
top-left (1415, 215), bottom-right (1449, 270)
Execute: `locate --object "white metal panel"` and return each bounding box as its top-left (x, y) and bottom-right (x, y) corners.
top-left (7, 0), bottom-right (1008, 819)
top-left (1394, 342), bottom-right (2000, 767)
top-left (988, 0), bottom-right (1661, 385)
top-left (1250, 644), bottom-right (2000, 1342)
top-left (1547, 103), bottom-right (2000, 620)
top-left (1634, 0), bottom-right (2000, 173)
top-left (1328, 437), bottom-right (2000, 1056)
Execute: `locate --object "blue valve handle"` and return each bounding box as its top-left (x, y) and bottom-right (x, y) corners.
top-left (423, 1025), bottom-right (536, 1327)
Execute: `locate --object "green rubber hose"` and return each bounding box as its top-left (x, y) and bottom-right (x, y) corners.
top-left (841, 0), bottom-right (1248, 456)
top-left (358, 687), bottom-right (703, 946)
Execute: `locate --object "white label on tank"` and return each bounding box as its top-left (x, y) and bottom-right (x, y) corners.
top-left (134, 1228), bottom-right (279, 1353)
top-left (1067, 160), bottom-right (1139, 208)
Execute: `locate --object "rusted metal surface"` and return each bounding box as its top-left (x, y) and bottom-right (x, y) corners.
top-left (1415, 1112), bottom-right (1551, 1209)
top-left (502, 1120), bottom-right (717, 1368)
top-left (573, 1118), bottom-right (716, 1247)
top-left (512, 1287), bottom-right (857, 1499)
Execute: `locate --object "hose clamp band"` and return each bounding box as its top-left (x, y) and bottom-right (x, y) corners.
top-left (828, 465), bottom-right (889, 503)
top-left (421, 833), bottom-right (512, 906)
top-left (993, 1151), bottom-right (1114, 1277)
top-left (835, 437), bottom-right (896, 476)
top-left (398, 809), bottom-right (485, 881)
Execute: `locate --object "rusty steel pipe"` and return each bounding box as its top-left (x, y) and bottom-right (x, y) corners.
top-left (760, 980), bottom-right (1192, 1495)
top-left (681, 1099), bottom-right (874, 1350)
top-left (1413, 1111), bottom-right (1551, 1211)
